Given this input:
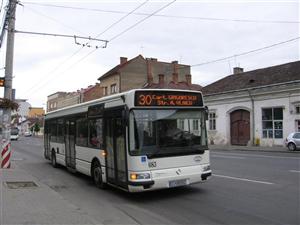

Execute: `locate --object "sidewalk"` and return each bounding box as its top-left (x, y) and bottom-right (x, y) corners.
top-left (208, 144), bottom-right (299, 153)
top-left (0, 162), bottom-right (98, 225)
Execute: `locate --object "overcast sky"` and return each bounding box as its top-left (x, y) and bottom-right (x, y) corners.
top-left (0, 0), bottom-right (298, 107)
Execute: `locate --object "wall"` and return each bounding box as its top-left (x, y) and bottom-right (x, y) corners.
top-left (83, 84), bottom-right (103, 102)
top-left (204, 82), bottom-right (300, 147)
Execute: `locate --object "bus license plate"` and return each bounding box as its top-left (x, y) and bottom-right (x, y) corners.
top-left (169, 179), bottom-right (187, 188)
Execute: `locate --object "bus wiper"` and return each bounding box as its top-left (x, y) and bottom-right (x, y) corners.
top-left (146, 148), bottom-right (161, 159)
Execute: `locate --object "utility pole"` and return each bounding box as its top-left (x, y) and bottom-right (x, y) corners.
top-left (1, 0), bottom-right (17, 169)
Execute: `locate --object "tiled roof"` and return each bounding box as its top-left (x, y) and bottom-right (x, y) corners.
top-left (145, 81), bottom-right (202, 91)
top-left (202, 61), bottom-right (300, 95)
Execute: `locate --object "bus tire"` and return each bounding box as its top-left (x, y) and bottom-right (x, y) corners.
top-left (51, 151), bottom-right (57, 168)
top-left (92, 161), bottom-right (106, 189)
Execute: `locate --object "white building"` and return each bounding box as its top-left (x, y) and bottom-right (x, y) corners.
top-left (203, 61), bottom-right (300, 147)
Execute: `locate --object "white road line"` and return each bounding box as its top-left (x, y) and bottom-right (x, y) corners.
top-left (289, 170), bottom-right (300, 173)
top-left (211, 152), bottom-right (300, 160)
top-left (211, 155), bottom-right (245, 159)
top-left (213, 174), bottom-right (274, 185)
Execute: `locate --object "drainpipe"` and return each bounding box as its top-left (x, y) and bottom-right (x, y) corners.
top-left (247, 89), bottom-right (255, 146)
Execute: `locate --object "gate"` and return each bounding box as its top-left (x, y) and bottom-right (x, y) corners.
top-left (230, 110), bottom-right (250, 146)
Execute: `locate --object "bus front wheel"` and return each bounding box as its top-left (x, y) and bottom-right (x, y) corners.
top-left (92, 161), bottom-right (106, 189)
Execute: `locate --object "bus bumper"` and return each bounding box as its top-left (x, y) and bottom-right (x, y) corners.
top-left (128, 166), bottom-right (212, 192)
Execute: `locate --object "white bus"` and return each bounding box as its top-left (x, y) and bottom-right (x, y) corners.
top-left (44, 89), bottom-right (211, 192)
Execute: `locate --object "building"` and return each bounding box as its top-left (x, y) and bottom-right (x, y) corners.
top-left (47, 85), bottom-right (102, 112)
top-left (202, 61), bottom-right (300, 147)
top-left (47, 92), bottom-right (67, 112)
top-left (98, 55), bottom-right (200, 96)
top-left (82, 83), bottom-right (103, 102)
top-left (28, 107), bottom-right (45, 117)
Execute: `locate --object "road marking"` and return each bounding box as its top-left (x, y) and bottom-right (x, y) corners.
top-left (211, 152), bottom-right (300, 160)
top-left (211, 155), bottom-right (245, 159)
top-left (289, 170), bottom-right (300, 173)
top-left (213, 174), bottom-right (274, 185)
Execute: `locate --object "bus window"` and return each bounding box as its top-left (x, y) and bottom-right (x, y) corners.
top-left (76, 118), bottom-right (88, 146)
top-left (88, 118), bottom-right (103, 149)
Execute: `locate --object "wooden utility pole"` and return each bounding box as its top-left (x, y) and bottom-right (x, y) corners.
top-left (1, 0), bottom-right (17, 169)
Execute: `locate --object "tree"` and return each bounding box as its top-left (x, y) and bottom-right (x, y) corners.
top-left (34, 123), bottom-right (40, 135)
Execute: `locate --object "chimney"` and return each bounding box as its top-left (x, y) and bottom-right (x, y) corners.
top-left (233, 67), bottom-right (244, 74)
top-left (120, 57), bottom-right (127, 65)
top-left (172, 61), bottom-right (178, 74)
top-left (158, 74), bottom-right (165, 87)
top-left (186, 74), bottom-right (191, 86)
top-left (147, 59), bottom-right (153, 84)
top-left (172, 61), bottom-right (179, 84)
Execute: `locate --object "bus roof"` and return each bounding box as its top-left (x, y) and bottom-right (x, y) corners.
top-left (45, 89), bottom-right (203, 120)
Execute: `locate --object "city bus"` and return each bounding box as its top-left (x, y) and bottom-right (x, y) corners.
top-left (44, 89), bottom-right (211, 192)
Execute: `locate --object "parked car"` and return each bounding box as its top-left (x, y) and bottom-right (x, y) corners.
top-left (285, 132), bottom-right (300, 151)
top-left (24, 131), bottom-right (32, 137)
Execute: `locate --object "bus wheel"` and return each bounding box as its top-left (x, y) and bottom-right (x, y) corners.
top-left (51, 151), bottom-right (57, 168)
top-left (92, 161), bottom-right (106, 189)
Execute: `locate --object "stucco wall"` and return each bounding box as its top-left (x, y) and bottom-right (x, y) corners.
top-left (204, 82), bottom-right (300, 147)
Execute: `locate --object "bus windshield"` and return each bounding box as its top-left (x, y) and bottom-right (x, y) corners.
top-left (129, 109), bottom-right (208, 157)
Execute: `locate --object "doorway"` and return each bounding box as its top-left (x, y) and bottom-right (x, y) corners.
top-left (230, 109), bottom-right (250, 146)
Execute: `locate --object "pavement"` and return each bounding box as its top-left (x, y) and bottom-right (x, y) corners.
top-left (0, 160), bottom-right (98, 225)
top-left (209, 144), bottom-right (300, 153)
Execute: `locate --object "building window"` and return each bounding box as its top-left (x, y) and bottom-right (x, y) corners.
top-left (111, 84), bottom-right (117, 94)
top-left (296, 120), bottom-right (300, 132)
top-left (262, 107), bottom-right (283, 139)
top-left (296, 105), bottom-right (300, 114)
top-left (103, 87), bottom-right (108, 96)
top-left (209, 112), bottom-right (216, 130)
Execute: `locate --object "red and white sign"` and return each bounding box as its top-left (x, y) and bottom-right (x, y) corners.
top-left (1, 142), bottom-right (11, 168)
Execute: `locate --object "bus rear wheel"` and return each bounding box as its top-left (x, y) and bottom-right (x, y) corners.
top-left (51, 151), bottom-right (57, 168)
top-left (92, 161), bottom-right (106, 189)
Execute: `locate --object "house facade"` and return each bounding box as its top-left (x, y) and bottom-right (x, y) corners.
top-left (98, 55), bottom-right (199, 96)
top-left (202, 61), bottom-right (300, 147)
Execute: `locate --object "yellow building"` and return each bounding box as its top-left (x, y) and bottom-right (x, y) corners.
top-left (28, 107), bottom-right (45, 118)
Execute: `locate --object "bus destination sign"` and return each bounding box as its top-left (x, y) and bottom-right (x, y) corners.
top-left (135, 91), bottom-right (203, 107)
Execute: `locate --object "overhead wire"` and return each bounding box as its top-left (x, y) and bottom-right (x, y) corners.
top-left (23, 5), bottom-right (88, 35)
top-left (22, 0), bottom-right (151, 95)
top-left (176, 36), bottom-right (300, 70)
top-left (21, 2), bottom-right (299, 24)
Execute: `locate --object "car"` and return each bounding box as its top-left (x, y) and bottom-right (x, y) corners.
top-left (10, 127), bottom-right (19, 141)
top-left (285, 132), bottom-right (300, 151)
top-left (24, 131), bottom-right (32, 137)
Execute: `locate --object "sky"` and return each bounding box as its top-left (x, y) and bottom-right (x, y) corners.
top-left (0, 0), bottom-right (299, 108)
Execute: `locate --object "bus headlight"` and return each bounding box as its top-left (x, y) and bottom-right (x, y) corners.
top-left (203, 165), bottom-right (211, 172)
top-left (130, 173), bottom-right (151, 180)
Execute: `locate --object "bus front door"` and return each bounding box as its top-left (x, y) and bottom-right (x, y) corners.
top-left (65, 120), bottom-right (76, 169)
top-left (44, 121), bottom-right (50, 159)
top-left (105, 112), bottom-right (127, 188)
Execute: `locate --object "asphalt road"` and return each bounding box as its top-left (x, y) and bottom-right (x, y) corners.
top-left (8, 137), bottom-right (300, 225)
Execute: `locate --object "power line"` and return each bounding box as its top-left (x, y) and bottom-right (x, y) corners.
top-left (22, 0), bottom-right (151, 95)
top-left (180, 36), bottom-right (300, 69)
top-left (24, 5), bottom-right (87, 35)
top-left (21, 2), bottom-right (299, 24)
top-left (14, 29), bottom-right (108, 48)
top-left (109, 0), bottom-right (177, 41)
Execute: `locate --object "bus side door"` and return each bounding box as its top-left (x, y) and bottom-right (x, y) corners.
top-left (105, 108), bottom-right (127, 188)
